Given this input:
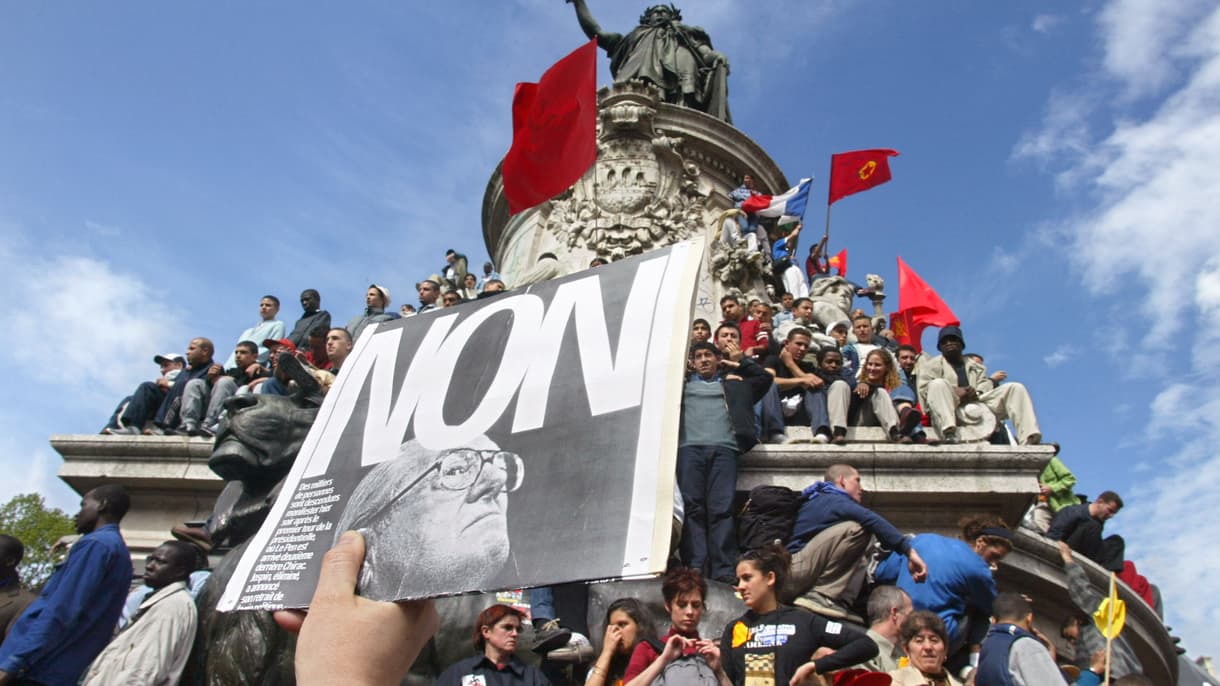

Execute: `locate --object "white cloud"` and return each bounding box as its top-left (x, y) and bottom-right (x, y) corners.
top-left (1024, 0), bottom-right (1220, 658)
top-left (1031, 13), bottom-right (1063, 34)
top-left (1047, 6), bottom-right (1220, 346)
top-left (1011, 90), bottom-right (1093, 172)
top-left (1043, 344), bottom-right (1077, 368)
top-left (0, 229), bottom-right (188, 405)
top-left (84, 219), bottom-right (122, 237)
top-left (1097, 0), bottom-right (1213, 98)
top-left (0, 413), bottom-right (78, 511)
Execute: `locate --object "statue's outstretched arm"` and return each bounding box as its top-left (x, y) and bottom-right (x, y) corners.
top-left (567, 0), bottom-right (622, 49)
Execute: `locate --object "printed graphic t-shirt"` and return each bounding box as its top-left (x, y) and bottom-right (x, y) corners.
top-left (718, 605), bottom-right (877, 686)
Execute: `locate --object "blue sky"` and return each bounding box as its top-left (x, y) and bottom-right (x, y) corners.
top-left (3, 0), bottom-right (1218, 659)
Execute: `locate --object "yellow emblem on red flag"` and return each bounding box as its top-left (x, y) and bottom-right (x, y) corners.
top-left (857, 160), bottom-right (877, 180)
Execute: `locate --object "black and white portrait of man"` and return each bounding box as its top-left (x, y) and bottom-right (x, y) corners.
top-left (334, 434), bottom-right (524, 600)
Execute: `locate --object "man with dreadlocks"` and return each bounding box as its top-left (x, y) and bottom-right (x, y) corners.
top-left (567, 0), bottom-right (732, 122)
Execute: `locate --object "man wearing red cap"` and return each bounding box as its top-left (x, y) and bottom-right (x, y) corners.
top-left (251, 338), bottom-right (299, 396)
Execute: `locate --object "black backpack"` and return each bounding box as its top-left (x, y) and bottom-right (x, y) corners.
top-left (736, 485), bottom-right (800, 552)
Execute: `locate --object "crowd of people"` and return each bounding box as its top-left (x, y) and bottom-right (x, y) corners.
top-left (695, 296), bottom-right (1041, 449)
top-left (97, 249), bottom-right (509, 439)
top-left (0, 470), bottom-right (1159, 686)
top-left (0, 239), bottom-right (1169, 685)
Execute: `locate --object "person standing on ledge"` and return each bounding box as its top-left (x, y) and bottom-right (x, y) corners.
top-left (567, 0), bottom-right (732, 123)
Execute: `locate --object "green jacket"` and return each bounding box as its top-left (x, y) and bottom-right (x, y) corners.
top-left (1039, 456), bottom-right (1077, 512)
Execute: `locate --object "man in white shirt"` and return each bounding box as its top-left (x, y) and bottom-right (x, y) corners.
top-left (225, 295), bottom-right (286, 368)
top-left (82, 541), bottom-right (199, 686)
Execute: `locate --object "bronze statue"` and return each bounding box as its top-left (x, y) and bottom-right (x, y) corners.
top-left (183, 394), bottom-right (317, 685)
top-left (568, 1), bottom-right (732, 123)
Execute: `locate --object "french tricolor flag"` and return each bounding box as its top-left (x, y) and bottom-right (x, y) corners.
top-left (740, 177), bottom-right (813, 224)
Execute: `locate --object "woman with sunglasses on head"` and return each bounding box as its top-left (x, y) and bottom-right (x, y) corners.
top-left (872, 515), bottom-right (1013, 667)
top-left (720, 543), bottom-right (877, 686)
top-left (436, 604), bottom-right (551, 686)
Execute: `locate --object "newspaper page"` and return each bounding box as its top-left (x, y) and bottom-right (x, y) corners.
top-left (218, 240), bottom-right (703, 610)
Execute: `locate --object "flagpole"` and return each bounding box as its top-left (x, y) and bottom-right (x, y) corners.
top-left (1104, 572), bottom-right (1116, 685)
top-left (823, 204), bottom-right (831, 243)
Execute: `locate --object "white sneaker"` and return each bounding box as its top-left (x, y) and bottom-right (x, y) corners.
top-left (812, 433), bottom-right (830, 444)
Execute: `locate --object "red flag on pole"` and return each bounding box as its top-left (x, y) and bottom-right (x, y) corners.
top-left (827, 249), bottom-right (847, 277)
top-left (888, 257), bottom-right (958, 352)
top-left (503, 40), bottom-right (598, 215)
top-left (827, 149), bottom-right (900, 206)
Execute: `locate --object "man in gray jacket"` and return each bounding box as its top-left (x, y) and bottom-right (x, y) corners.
top-left (1057, 542), bottom-right (1142, 678)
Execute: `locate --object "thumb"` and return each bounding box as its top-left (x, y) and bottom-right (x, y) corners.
top-left (313, 530), bottom-right (365, 602)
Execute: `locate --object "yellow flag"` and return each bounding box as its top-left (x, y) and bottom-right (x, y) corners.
top-left (1093, 573), bottom-right (1127, 639)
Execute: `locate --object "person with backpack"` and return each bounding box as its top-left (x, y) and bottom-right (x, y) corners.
top-left (623, 569), bottom-right (726, 686)
top-left (720, 543), bottom-right (878, 686)
top-left (782, 464), bottom-right (928, 623)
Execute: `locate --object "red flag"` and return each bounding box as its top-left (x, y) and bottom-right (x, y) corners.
top-left (503, 40), bottom-right (598, 215)
top-left (827, 149), bottom-right (899, 205)
top-left (888, 257), bottom-right (958, 352)
top-left (827, 249), bottom-right (847, 277)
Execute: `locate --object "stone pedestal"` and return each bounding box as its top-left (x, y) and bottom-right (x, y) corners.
top-left (52, 434), bottom-right (221, 568)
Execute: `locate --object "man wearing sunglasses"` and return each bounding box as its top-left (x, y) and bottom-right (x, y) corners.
top-left (334, 435), bottom-right (524, 601)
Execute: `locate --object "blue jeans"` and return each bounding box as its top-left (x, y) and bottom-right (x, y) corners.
top-left (257, 376), bottom-right (290, 396)
top-left (531, 586), bottom-right (555, 621)
top-left (112, 382), bottom-right (164, 430)
top-left (677, 444), bottom-right (739, 581)
top-left (755, 384), bottom-right (785, 438)
top-left (785, 389), bottom-right (830, 435)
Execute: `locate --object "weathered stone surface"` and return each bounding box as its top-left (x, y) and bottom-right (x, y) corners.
top-left (741, 442), bottom-right (1052, 535)
top-left (53, 434), bottom-right (221, 566)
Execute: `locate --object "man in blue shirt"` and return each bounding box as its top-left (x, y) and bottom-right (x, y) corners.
top-left (0, 485), bottom-right (133, 686)
top-left (783, 464), bottom-right (927, 622)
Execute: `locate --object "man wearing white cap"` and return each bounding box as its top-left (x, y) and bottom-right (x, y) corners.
top-left (100, 353), bottom-right (184, 434)
top-left (347, 283), bottom-right (399, 340)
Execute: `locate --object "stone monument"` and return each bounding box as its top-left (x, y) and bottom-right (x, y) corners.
top-left (47, 5), bottom-right (1183, 681)
top-left (567, 0), bottom-right (732, 122)
top-left (484, 80), bottom-right (784, 323)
